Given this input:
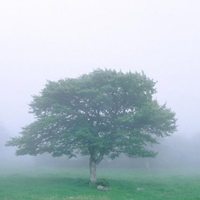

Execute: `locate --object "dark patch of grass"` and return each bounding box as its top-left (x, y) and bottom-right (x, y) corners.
top-left (96, 178), bottom-right (110, 187)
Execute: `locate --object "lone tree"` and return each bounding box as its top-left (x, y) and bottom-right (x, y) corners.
top-left (7, 69), bottom-right (176, 182)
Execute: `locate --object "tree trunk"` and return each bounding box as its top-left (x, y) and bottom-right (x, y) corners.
top-left (89, 158), bottom-right (97, 183)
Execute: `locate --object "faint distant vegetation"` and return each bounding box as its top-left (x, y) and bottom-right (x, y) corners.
top-left (0, 124), bottom-right (10, 158)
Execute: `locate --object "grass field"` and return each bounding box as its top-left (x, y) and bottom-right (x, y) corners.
top-left (0, 164), bottom-right (200, 200)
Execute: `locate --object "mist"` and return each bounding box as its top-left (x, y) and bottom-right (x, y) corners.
top-left (2, 123), bottom-right (200, 173)
top-left (1, 0), bottom-right (200, 175)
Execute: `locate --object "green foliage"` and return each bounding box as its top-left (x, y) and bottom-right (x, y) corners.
top-left (7, 69), bottom-right (177, 165)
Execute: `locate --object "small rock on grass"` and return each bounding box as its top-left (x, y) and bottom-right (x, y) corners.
top-left (97, 185), bottom-right (109, 191)
top-left (136, 187), bottom-right (144, 191)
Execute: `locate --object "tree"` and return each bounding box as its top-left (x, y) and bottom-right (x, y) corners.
top-left (7, 69), bottom-right (176, 182)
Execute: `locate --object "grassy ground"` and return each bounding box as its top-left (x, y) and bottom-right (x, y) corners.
top-left (0, 165), bottom-right (200, 200)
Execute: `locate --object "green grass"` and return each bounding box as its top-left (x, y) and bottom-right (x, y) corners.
top-left (0, 165), bottom-right (200, 200)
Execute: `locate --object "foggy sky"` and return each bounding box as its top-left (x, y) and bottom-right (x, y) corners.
top-left (1, 0), bottom-right (200, 136)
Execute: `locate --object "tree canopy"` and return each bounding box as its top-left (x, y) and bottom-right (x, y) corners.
top-left (7, 69), bottom-right (177, 182)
